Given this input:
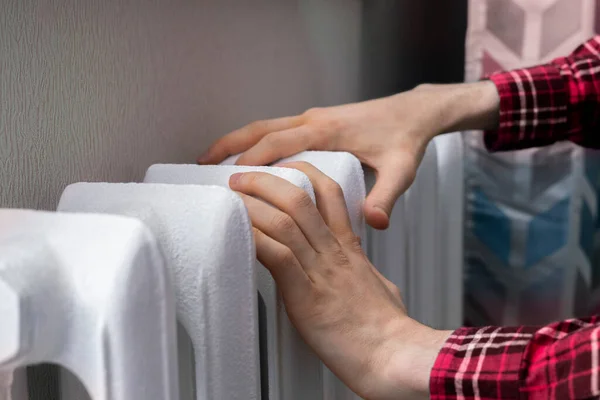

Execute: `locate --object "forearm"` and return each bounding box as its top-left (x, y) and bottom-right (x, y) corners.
top-left (393, 316), bottom-right (600, 400)
top-left (379, 319), bottom-right (453, 399)
top-left (415, 81), bottom-right (501, 136)
top-left (441, 81), bottom-right (501, 133)
top-left (406, 37), bottom-right (600, 152)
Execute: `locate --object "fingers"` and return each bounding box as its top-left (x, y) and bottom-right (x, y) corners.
top-left (198, 116), bottom-right (303, 164)
top-left (236, 191), bottom-right (317, 266)
top-left (252, 227), bottom-right (312, 296)
top-left (235, 125), bottom-right (315, 166)
top-left (275, 161), bottom-right (358, 245)
top-left (229, 171), bottom-right (336, 252)
top-left (364, 159), bottom-right (416, 230)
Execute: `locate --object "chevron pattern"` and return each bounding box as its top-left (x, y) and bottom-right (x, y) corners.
top-left (465, 0), bottom-right (600, 326)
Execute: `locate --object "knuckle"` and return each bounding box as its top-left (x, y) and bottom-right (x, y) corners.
top-left (324, 180), bottom-right (344, 198)
top-left (389, 285), bottom-right (402, 299)
top-left (275, 247), bottom-right (296, 266)
top-left (321, 116), bottom-right (343, 134)
top-left (343, 234), bottom-right (363, 251)
top-left (416, 83), bottom-right (434, 91)
top-left (353, 235), bottom-right (362, 247)
top-left (271, 213), bottom-right (297, 234)
top-left (330, 246), bottom-right (351, 267)
top-left (302, 109), bottom-right (341, 148)
top-left (314, 122), bottom-right (342, 149)
top-left (241, 173), bottom-right (260, 188)
top-left (289, 188), bottom-right (314, 210)
top-left (303, 107), bottom-right (323, 118)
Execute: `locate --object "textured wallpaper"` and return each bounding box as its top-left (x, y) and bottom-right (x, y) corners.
top-left (0, 0), bottom-right (361, 211)
top-left (463, 0), bottom-right (599, 327)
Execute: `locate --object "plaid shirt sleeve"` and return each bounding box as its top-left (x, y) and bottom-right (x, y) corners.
top-left (429, 316), bottom-right (600, 399)
top-left (484, 36), bottom-right (600, 151)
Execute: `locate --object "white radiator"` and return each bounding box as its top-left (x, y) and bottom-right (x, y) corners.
top-left (0, 134), bottom-right (463, 400)
top-left (367, 133), bottom-right (464, 330)
top-left (0, 210), bottom-right (179, 400)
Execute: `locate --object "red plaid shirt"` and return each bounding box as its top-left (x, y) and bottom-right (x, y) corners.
top-left (430, 36), bottom-right (600, 399)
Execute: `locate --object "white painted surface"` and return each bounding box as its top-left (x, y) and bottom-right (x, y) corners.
top-left (435, 133), bottom-right (465, 330)
top-left (367, 135), bottom-right (464, 330)
top-left (144, 163), bottom-right (323, 400)
top-left (0, 209), bottom-right (179, 400)
top-left (58, 183), bottom-right (260, 400)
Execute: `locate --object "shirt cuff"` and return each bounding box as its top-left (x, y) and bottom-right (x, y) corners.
top-left (483, 65), bottom-right (569, 152)
top-left (429, 326), bottom-right (537, 399)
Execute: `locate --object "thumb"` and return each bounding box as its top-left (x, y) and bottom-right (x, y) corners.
top-left (363, 160), bottom-right (416, 230)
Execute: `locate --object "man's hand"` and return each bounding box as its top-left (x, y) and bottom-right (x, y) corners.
top-left (229, 162), bottom-right (452, 400)
top-left (203, 81), bottom-right (499, 230)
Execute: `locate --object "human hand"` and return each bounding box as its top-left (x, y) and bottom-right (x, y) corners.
top-left (229, 162), bottom-right (451, 400)
top-left (204, 81), bottom-right (499, 230)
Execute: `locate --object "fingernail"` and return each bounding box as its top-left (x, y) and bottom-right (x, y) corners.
top-left (229, 173), bottom-right (243, 186)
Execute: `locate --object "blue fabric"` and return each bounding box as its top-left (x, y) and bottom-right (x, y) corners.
top-left (525, 198), bottom-right (569, 268)
top-left (473, 188), bottom-right (512, 265)
top-left (581, 200), bottom-right (595, 261)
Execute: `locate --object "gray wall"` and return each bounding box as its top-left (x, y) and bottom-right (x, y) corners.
top-left (1, 0), bottom-right (363, 211)
top-left (361, 0), bottom-right (468, 98)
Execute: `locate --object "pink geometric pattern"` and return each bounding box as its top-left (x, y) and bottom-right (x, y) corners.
top-left (481, 51), bottom-right (503, 77)
top-left (486, 0), bottom-right (526, 57)
top-left (540, 0), bottom-right (583, 57)
top-left (465, 0), bottom-right (598, 327)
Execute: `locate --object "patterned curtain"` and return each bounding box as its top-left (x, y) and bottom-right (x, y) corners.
top-left (464, 0), bottom-right (600, 327)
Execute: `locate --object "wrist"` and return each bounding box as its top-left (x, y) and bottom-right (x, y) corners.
top-left (414, 81), bottom-right (500, 136)
top-left (379, 318), bottom-right (452, 399)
